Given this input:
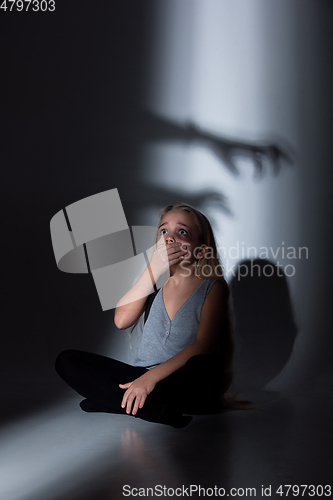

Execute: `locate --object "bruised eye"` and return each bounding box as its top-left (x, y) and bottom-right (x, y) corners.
top-left (179, 229), bottom-right (188, 235)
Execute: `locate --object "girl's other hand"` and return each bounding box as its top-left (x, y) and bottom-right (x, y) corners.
top-left (119, 372), bottom-right (157, 416)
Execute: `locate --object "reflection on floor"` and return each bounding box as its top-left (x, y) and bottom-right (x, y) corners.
top-left (1, 391), bottom-right (332, 500)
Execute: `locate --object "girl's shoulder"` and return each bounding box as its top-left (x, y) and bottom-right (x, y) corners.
top-left (205, 277), bottom-right (229, 297)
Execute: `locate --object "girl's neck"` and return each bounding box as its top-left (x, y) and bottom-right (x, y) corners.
top-left (168, 263), bottom-right (200, 287)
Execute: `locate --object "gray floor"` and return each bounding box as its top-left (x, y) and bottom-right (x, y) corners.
top-left (1, 390), bottom-right (332, 500)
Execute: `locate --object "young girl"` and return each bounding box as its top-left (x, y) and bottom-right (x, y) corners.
top-left (55, 203), bottom-right (234, 427)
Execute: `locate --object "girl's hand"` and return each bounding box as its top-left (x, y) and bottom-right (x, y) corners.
top-left (119, 372), bottom-right (157, 416)
top-left (149, 235), bottom-right (187, 278)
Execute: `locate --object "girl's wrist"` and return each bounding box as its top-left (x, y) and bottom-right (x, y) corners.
top-left (148, 261), bottom-right (163, 283)
top-left (147, 264), bottom-right (157, 287)
top-left (147, 367), bottom-right (163, 384)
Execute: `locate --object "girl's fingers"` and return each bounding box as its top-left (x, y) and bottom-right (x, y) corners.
top-left (126, 394), bottom-right (135, 414)
top-left (169, 248), bottom-right (188, 265)
top-left (167, 243), bottom-right (182, 253)
top-left (123, 392), bottom-right (147, 415)
top-left (151, 241), bottom-right (188, 272)
top-left (120, 384), bottom-right (132, 408)
top-left (121, 389), bottom-right (130, 409)
top-left (156, 240), bottom-right (186, 256)
top-left (155, 240), bottom-right (169, 250)
top-left (156, 244), bottom-right (179, 257)
top-left (121, 394), bottom-right (126, 408)
top-left (120, 382), bottom-right (133, 408)
top-left (169, 255), bottom-right (185, 267)
top-left (132, 397), bottom-right (140, 416)
top-left (168, 248), bottom-right (187, 262)
top-left (139, 395), bottom-right (146, 409)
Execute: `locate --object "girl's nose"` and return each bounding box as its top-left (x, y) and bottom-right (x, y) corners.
top-left (165, 235), bottom-right (175, 244)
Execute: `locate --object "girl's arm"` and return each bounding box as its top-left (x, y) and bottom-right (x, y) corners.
top-left (114, 238), bottom-right (186, 330)
top-left (119, 280), bottom-right (228, 415)
top-left (114, 266), bottom-right (155, 330)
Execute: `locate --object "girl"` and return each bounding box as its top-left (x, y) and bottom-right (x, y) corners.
top-left (55, 203), bottom-right (234, 427)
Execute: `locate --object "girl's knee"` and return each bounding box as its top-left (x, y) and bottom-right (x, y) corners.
top-left (184, 354), bottom-right (222, 383)
top-left (185, 353), bottom-right (220, 369)
top-left (55, 349), bottom-right (78, 376)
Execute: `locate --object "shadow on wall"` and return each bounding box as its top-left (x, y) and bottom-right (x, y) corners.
top-left (118, 109), bottom-right (293, 220)
top-left (229, 259), bottom-right (298, 391)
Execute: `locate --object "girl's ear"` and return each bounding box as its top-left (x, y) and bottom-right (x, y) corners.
top-left (196, 244), bottom-right (208, 259)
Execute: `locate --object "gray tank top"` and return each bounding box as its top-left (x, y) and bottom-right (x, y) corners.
top-left (133, 278), bottom-right (218, 368)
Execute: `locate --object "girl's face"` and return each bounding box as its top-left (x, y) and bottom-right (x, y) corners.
top-left (158, 210), bottom-right (204, 265)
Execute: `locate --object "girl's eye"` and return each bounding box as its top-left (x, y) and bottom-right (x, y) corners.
top-left (160, 229), bottom-right (167, 235)
top-left (179, 229), bottom-right (188, 235)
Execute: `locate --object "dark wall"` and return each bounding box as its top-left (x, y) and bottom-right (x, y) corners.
top-left (0, 1), bottom-right (154, 410)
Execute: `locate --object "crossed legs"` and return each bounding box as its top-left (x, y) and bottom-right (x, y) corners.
top-left (55, 350), bottom-right (222, 426)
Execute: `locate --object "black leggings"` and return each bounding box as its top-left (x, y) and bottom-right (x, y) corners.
top-left (55, 350), bottom-right (222, 425)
